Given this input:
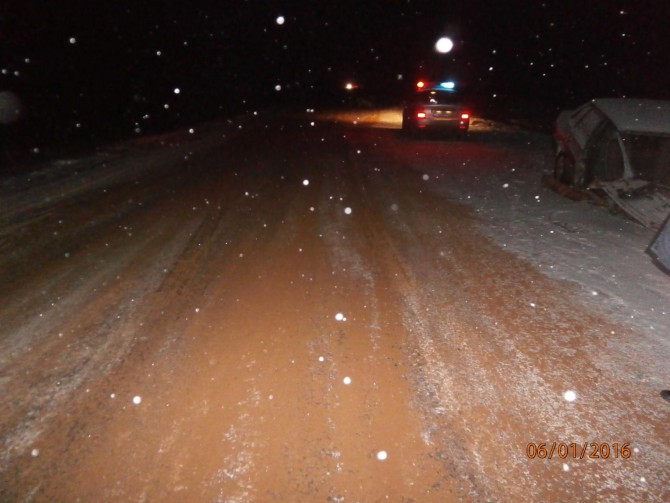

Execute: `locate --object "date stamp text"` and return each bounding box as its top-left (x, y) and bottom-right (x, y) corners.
top-left (526, 442), bottom-right (632, 460)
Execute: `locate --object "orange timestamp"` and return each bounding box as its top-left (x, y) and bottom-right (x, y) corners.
top-left (526, 442), bottom-right (632, 460)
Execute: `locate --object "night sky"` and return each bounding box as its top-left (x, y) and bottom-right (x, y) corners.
top-left (1, 1), bottom-right (669, 155)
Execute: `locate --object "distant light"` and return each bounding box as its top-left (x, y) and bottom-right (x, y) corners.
top-left (69, 37), bottom-right (77, 44)
top-left (416, 80), bottom-right (425, 89)
top-left (435, 37), bottom-right (454, 54)
top-left (276, 15), bottom-right (285, 25)
top-left (275, 84), bottom-right (282, 91)
top-left (440, 81), bottom-right (455, 89)
top-left (173, 88), bottom-right (180, 94)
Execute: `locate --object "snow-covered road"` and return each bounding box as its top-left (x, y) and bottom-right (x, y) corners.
top-left (1, 109), bottom-right (668, 502)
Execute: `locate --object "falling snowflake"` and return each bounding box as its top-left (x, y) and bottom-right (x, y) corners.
top-left (563, 390), bottom-right (577, 402)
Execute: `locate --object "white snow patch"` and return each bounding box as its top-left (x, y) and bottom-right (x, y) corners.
top-left (401, 127), bottom-right (670, 370)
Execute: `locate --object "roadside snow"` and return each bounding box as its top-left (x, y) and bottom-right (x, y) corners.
top-left (411, 122), bottom-right (670, 351)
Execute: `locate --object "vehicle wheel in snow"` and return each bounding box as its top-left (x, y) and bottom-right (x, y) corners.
top-left (554, 153), bottom-right (574, 185)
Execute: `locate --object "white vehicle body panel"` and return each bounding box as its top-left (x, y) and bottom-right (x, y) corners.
top-left (554, 98), bottom-right (670, 229)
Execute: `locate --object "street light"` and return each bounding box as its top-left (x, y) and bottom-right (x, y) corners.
top-left (435, 37), bottom-right (454, 54)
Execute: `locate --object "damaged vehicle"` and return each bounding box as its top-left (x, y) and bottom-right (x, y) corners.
top-left (554, 98), bottom-right (670, 229)
top-left (650, 217), bottom-right (670, 271)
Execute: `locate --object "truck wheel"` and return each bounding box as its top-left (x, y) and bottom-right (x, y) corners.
top-left (554, 153), bottom-right (574, 185)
